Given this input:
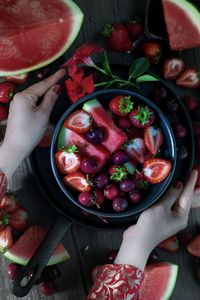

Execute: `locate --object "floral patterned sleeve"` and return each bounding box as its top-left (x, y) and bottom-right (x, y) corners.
top-left (87, 264), bottom-right (144, 300)
top-left (0, 172), bottom-right (7, 200)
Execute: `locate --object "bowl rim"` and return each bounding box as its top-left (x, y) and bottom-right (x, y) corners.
top-left (50, 89), bottom-right (177, 218)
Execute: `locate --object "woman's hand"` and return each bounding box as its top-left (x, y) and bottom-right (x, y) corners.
top-left (0, 69), bottom-right (65, 178)
top-left (115, 170), bottom-right (198, 270)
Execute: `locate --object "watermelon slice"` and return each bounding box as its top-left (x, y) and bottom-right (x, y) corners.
top-left (138, 262), bottom-right (178, 300)
top-left (0, 0), bottom-right (83, 75)
top-left (83, 99), bottom-right (127, 153)
top-left (162, 0), bottom-right (200, 50)
top-left (57, 126), bottom-right (110, 173)
top-left (4, 225), bottom-right (70, 266)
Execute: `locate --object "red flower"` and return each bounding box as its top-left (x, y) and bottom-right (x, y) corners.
top-left (65, 69), bottom-right (95, 103)
top-left (63, 43), bottom-right (104, 76)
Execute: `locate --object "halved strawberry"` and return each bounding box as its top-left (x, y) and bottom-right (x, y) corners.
top-left (144, 126), bottom-right (164, 155)
top-left (143, 158), bottom-right (172, 184)
top-left (5, 73), bottom-right (29, 84)
top-left (64, 110), bottom-right (92, 133)
top-left (176, 68), bottom-right (200, 89)
top-left (163, 57), bottom-right (185, 80)
top-left (0, 226), bottom-right (13, 253)
top-left (125, 138), bottom-right (146, 163)
top-left (9, 208), bottom-right (28, 230)
top-left (109, 95), bottom-right (133, 116)
top-left (55, 145), bottom-right (81, 175)
top-left (109, 165), bottom-right (128, 182)
top-left (0, 194), bottom-right (20, 214)
top-left (63, 171), bottom-right (91, 192)
top-left (158, 236), bottom-right (179, 253)
top-left (129, 105), bottom-right (155, 128)
top-left (187, 235), bottom-right (200, 257)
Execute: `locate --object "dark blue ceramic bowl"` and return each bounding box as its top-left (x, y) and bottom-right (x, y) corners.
top-left (50, 89), bottom-right (177, 218)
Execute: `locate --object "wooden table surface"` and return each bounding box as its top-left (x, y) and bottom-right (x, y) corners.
top-left (1, 0), bottom-right (200, 299)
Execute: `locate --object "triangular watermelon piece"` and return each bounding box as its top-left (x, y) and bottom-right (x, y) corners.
top-left (4, 225), bottom-right (70, 266)
top-left (138, 262), bottom-right (178, 300)
top-left (162, 0), bottom-right (200, 50)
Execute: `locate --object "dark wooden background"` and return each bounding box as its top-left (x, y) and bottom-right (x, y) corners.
top-left (1, 0), bottom-right (200, 299)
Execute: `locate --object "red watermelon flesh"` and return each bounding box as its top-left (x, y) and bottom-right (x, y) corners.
top-left (57, 126), bottom-right (110, 173)
top-left (162, 0), bottom-right (200, 50)
top-left (83, 99), bottom-right (128, 153)
top-left (138, 262), bottom-right (178, 300)
top-left (0, 0), bottom-right (83, 75)
top-left (4, 225), bottom-right (70, 266)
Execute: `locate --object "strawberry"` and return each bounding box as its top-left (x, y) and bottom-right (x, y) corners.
top-left (0, 106), bottom-right (8, 122)
top-left (8, 208), bottom-right (28, 230)
top-left (144, 126), bottom-right (164, 155)
top-left (102, 24), bottom-right (133, 52)
top-left (0, 226), bottom-right (13, 253)
top-left (134, 170), bottom-right (149, 190)
top-left (129, 105), bottom-right (155, 128)
top-left (194, 165), bottom-right (200, 188)
top-left (125, 138), bottom-right (146, 163)
top-left (0, 82), bottom-right (15, 103)
top-left (109, 165), bottom-right (128, 182)
top-left (63, 171), bottom-right (91, 192)
top-left (187, 235), bottom-right (200, 257)
top-left (38, 124), bottom-right (55, 147)
top-left (138, 42), bottom-right (162, 64)
top-left (5, 73), bottom-right (29, 84)
top-left (183, 96), bottom-right (198, 111)
top-left (163, 57), bottom-right (185, 80)
top-left (64, 110), bottom-right (92, 133)
top-left (176, 68), bottom-right (200, 89)
top-left (109, 95), bottom-right (133, 116)
top-left (55, 145), bottom-right (81, 175)
top-left (158, 236), bottom-right (179, 253)
top-left (0, 194), bottom-right (20, 214)
top-left (125, 18), bottom-right (143, 41)
top-left (143, 158), bottom-right (172, 184)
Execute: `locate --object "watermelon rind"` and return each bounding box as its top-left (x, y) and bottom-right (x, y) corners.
top-left (0, 0), bottom-right (84, 76)
top-left (82, 99), bottom-right (99, 112)
top-left (57, 125), bottom-right (69, 149)
top-left (4, 244), bottom-right (70, 266)
top-left (163, 263), bottom-right (178, 300)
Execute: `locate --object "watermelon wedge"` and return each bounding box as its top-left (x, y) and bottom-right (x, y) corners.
top-left (0, 0), bottom-right (83, 75)
top-left (162, 0), bottom-right (200, 50)
top-left (4, 225), bottom-right (70, 266)
top-left (57, 126), bottom-right (110, 173)
top-left (83, 99), bottom-right (127, 153)
top-left (138, 262), bottom-right (178, 300)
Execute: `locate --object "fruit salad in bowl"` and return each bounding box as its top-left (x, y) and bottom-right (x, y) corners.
top-left (50, 89), bottom-right (176, 218)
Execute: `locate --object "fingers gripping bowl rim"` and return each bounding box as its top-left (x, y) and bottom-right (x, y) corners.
top-left (50, 89), bottom-right (177, 218)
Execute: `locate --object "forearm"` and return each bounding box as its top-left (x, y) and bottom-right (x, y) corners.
top-left (0, 143), bottom-right (24, 179)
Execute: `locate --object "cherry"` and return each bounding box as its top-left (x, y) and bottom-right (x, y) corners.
top-left (36, 67), bottom-right (50, 80)
top-left (178, 231), bottom-right (193, 246)
top-left (129, 190), bottom-right (141, 203)
top-left (7, 263), bottom-right (22, 280)
top-left (177, 145), bottom-right (188, 160)
top-left (41, 280), bottom-right (57, 296)
top-left (147, 249), bottom-right (159, 264)
top-left (173, 124), bottom-right (187, 138)
top-left (112, 197), bottom-right (128, 212)
top-left (104, 184), bottom-right (119, 200)
top-left (107, 249), bottom-right (119, 263)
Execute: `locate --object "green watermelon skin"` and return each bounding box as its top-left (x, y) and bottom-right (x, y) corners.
top-left (4, 225), bottom-right (70, 266)
top-left (138, 262), bottom-right (178, 300)
top-left (83, 99), bottom-right (127, 153)
top-left (57, 126), bottom-right (110, 173)
top-left (162, 0), bottom-right (200, 50)
top-left (0, 0), bottom-right (83, 75)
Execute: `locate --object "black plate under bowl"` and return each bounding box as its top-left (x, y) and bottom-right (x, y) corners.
top-left (30, 73), bottom-right (194, 228)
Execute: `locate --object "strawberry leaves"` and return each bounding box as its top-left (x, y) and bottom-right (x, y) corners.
top-left (128, 57), bottom-right (150, 80)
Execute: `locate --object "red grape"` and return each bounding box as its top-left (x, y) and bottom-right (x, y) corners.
top-left (94, 173), bottom-right (109, 188)
top-left (129, 190), bottom-right (141, 203)
top-left (41, 280), bottom-right (57, 296)
top-left (112, 197), bottom-right (128, 212)
top-left (104, 184), bottom-right (119, 200)
top-left (86, 128), bottom-right (104, 144)
top-left (120, 179), bottom-right (135, 192)
top-left (7, 263), bottom-right (22, 280)
top-left (81, 158), bottom-right (97, 174)
top-left (78, 192), bottom-right (95, 207)
top-left (112, 151), bottom-right (128, 165)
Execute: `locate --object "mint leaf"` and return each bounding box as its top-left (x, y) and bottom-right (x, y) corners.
top-left (129, 57), bottom-right (150, 79)
top-left (102, 51), bottom-right (112, 76)
top-left (136, 74), bottom-right (159, 83)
